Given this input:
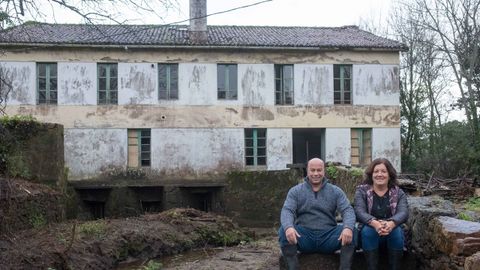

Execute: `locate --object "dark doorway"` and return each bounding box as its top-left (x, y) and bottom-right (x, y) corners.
top-left (132, 186), bottom-right (163, 214)
top-left (181, 187), bottom-right (222, 212)
top-left (76, 188), bottom-right (111, 219)
top-left (292, 128), bottom-right (325, 175)
top-left (84, 201), bottom-right (105, 219)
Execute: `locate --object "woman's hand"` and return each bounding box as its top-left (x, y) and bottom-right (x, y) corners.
top-left (377, 220), bottom-right (395, 236)
top-left (370, 219), bottom-right (384, 235)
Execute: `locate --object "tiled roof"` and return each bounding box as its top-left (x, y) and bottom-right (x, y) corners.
top-left (0, 23), bottom-right (406, 50)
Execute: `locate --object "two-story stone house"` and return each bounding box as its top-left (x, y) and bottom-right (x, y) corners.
top-left (0, 2), bottom-right (405, 216)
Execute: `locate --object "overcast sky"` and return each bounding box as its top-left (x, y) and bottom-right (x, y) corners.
top-left (38, 0), bottom-right (392, 28)
top-left (141, 0), bottom-right (392, 27)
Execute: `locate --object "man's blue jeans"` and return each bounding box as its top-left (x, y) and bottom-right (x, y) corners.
top-left (360, 225), bottom-right (404, 251)
top-left (278, 225), bottom-right (356, 253)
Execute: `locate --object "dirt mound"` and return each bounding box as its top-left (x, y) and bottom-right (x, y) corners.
top-left (0, 177), bottom-right (63, 233)
top-left (0, 208), bottom-right (250, 270)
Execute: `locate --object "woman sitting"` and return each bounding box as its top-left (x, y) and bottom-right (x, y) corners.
top-left (354, 158), bottom-right (408, 270)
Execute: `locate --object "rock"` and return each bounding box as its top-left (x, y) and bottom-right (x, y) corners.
top-left (278, 250), bottom-right (418, 270)
top-left (407, 196), bottom-right (480, 269)
top-left (432, 216), bottom-right (480, 256)
top-left (408, 196), bottom-right (456, 217)
top-left (465, 251), bottom-right (480, 270)
top-left (407, 196), bottom-right (456, 256)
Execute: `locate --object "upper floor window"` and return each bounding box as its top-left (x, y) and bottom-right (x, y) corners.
top-left (37, 63), bottom-right (57, 104)
top-left (98, 63), bottom-right (118, 105)
top-left (159, 63), bottom-right (178, 100)
top-left (217, 64), bottom-right (237, 100)
top-left (245, 128), bottom-right (267, 167)
top-left (128, 129), bottom-right (151, 168)
top-left (275, 64), bottom-right (294, 105)
top-left (334, 65), bottom-right (352, 104)
top-left (351, 128), bottom-right (372, 167)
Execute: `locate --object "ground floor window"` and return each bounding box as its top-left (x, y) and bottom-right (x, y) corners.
top-left (245, 128), bottom-right (267, 166)
top-left (128, 129), bottom-right (151, 167)
top-left (351, 128), bottom-right (372, 167)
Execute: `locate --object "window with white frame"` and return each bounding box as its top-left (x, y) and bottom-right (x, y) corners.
top-left (158, 63), bottom-right (178, 100)
top-left (37, 63), bottom-right (57, 104)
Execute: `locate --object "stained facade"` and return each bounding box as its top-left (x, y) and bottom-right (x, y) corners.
top-left (0, 21), bottom-right (405, 182)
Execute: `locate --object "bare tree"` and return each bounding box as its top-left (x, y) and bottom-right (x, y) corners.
top-left (388, 2), bottom-right (428, 170)
top-left (0, 0), bottom-right (180, 27)
top-left (0, 66), bottom-right (12, 116)
top-left (411, 0), bottom-right (480, 146)
top-left (0, 0), bottom-right (180, 113)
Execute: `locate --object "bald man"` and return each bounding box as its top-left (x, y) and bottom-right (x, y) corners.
top-left (279, 158), bottom-right (356, 270)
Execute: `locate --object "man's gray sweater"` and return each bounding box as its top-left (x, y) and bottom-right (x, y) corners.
top-left (280, 177), bottom-right (355, 232)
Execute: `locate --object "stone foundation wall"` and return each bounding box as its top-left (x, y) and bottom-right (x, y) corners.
top-left (223, 169), bottom-right (301, 227)
top-left (408, 196), bottom-right (480, 270)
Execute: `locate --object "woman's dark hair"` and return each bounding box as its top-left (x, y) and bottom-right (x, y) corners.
top-left (364, 158), bottom-right (398, 188)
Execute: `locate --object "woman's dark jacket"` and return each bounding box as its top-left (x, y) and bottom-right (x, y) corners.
top-left (354, 184), bottom-right (409, 226)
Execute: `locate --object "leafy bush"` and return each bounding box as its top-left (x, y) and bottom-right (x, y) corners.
top-left (350, 167), bottom-right (364, 178)
top-left (326, 164), bottom-right (338, 180)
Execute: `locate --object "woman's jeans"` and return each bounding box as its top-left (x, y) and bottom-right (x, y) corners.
top-left (278, 225), bottom-right (356, 253)
top-left (360, 225), bottom-right (404, 251)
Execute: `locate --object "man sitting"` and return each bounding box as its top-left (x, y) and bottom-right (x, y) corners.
top-left (279, 158), bottom-right (356, 270)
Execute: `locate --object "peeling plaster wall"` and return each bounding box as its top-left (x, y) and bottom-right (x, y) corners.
top-left (118, 63), bottom-right (157, 105)
top-left (0, 49), bottom-right (400, 65)
top-left (325, 128), bottom-right (351, 165)
top-left (58, 62), bottom-right (96, 105)
top-left (239, 64), bottom-right (274, 106)
top-left (6, 105), bottom-right (400, 128)
top-left (295, 64), bottom-right (332, 105)
top-left (64, 129), bottom-right (127, 180)
top-left (353, 65), bottom-right (400, 105)
top-left (266, 128), bottom-right (292, 170)
top-left (0, 62), bottom-right (35, 105)
top-left (150, 128), bottom-right (244, 176)
top-left (177, 63), bottom-right (216, 105)
top-left (372, 128), bottom-right (401, 172)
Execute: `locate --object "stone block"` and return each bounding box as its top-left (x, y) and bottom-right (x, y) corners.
top-left (407, 196), bottom-right (456, 257)
top-left (465, 251), bottom-right (480, 270)
top-left (432, 216), bottom-right (480, 256)
top-left (278, 250), bottom-right (417, 270)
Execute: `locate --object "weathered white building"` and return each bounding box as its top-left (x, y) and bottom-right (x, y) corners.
top-left (0, 2), bottom-right (405, 183)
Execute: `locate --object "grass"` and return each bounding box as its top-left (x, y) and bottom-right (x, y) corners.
top-left (29, 212), bottom-right (47, 229)
top-left (457, 211), bottom-right (474, 221)
top-left (465, 196), bottom-right (480, 212)
top-left (78, 220), bottom-right (107, 239)
top-left (139, 260), bottom-right (162, 270)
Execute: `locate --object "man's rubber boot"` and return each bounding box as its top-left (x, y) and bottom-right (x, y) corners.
top-left (339, 244), bottom-right (355, 270)
top-left (363, 249), bottom-right (378, 270)
top-left (281, 244), bottom-right (299, 270)
top-left (388, 249), bottom-right (403, 270)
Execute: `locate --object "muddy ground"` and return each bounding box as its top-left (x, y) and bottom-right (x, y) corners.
top-left (0, 207), bottom-right (280, 270)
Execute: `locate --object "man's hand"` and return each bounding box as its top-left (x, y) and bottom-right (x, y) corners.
top-left (285, 227), bottom-right (301, 245)
top-left (338, 228), bottom-right (353, 246)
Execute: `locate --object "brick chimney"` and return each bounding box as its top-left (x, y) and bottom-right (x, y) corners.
top-left (189, 0), bottom-right (208, 43)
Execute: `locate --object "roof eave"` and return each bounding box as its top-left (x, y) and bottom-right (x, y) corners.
top-left (0, 42), bottom-right (406, 52)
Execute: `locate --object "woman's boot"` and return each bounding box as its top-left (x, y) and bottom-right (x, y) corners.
top-left (363, 249), bottom-right (378, 270)
top-left (388, 249), bottom-right (403, 270)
